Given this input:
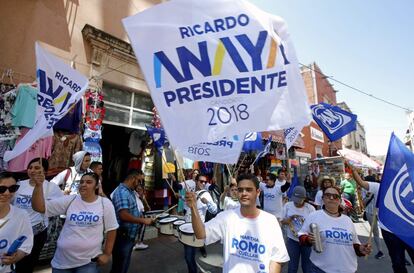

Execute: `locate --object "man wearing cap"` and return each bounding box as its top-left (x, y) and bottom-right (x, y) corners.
top-left (281, 186), bottom-right (315, 273)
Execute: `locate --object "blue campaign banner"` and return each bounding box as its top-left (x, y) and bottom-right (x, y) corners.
top-left (377, 133), bottom-right (414, 248)
top-left (242, 132), bottom-right (264, 152)
top-left (311, 103), bottom-right (357, 141)
top-left (145, 125), bottom-right (167, 153)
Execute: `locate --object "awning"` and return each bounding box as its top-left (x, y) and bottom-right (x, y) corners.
top-left (338, 148), bottom-right (382, 170)
top-left (262, 130), bottom-right (305, 149)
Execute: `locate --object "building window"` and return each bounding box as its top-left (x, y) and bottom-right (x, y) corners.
top-left (315, 146), bottom-right (323, 157)
top-left (102, 82), bottom-right (153, 129)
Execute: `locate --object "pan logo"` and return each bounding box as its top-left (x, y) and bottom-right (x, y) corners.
top-left (312, 105), bottom-right (351, 134)
top-left (153, 133), bottom-right (161, 142)
top-left (384, 164), bottom-right (414, 226)
top-left (245, 133), bottom-right (258, 142)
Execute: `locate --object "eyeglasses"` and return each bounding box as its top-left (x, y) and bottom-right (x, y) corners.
top-left (323, 193), bottom-right (341, 200)
top-left (0, 185), bottom-right (20, 194)
top-left (198, 180), bottom-right (207, 183)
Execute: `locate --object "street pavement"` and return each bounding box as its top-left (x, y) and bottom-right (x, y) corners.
top-left (34, 221), bottom-right (414, 273)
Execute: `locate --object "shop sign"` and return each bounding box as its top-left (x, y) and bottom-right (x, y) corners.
top-left (310, 127), bottom-right (324, 143)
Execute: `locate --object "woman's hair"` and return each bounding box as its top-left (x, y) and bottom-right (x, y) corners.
top-left (0, 172), bottom-right (16, 183)
top-left (27, 158), bottom-right (49, 172)
top-left (322, 185), bottom-right (342, 195)
top-left (81, 172), bottom-right (100, 190)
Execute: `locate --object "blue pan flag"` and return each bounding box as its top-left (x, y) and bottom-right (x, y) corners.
top-left (311, 103), bottom-right (357, 141)
top-left (252, 138), bottom-right (271, 165)
top-left (145, 125), bottom-right (167, 154)
top-left (377, 133), bottom-right (414, 248)
top-left (243, 132), bottom-right (264, 152)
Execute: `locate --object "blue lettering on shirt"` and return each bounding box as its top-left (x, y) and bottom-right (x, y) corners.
top-left (325, 227), bottom-right (353, 245)
top-left (0, 239), bottom-right (8, 249)
top-left (69, 211), bottom-right (100, 226)
top-left (16, 195), bottom-right (32, 209)
top-left (230, 235), bottom-right (266, 262)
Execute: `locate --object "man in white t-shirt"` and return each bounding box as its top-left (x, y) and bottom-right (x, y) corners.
top-left (182, 174), bottom-right (218, 273)
top-left (260, 172), bottom-right (291, 220)
top-left (186, 173), bottom-right (289, 273)
top-left (349, 164), bottom-right (414, 273)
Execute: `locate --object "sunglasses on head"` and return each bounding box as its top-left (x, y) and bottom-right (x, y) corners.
top-left (0, 184), bottom-right (20, 194)
top-left (323, 193), bottom-right (341, 200)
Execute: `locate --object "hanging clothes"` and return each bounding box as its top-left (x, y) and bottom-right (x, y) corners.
top-left (0, 140), bottom-right (15, 171)
top-left (85, 90), bottom-right (105, 130)
top-left (182, 158), bottom-right (195, 170)
top-left (128, 130), bottom-right (144, 156)
top-left (0, 87), bottom-right (20, 141)
top-left (53, 100), bottom-right (83, 134)
top-left (11, 84), bottom-right (38, 128)
top-left (48, 132), bottom-right (83, 169)
top-left (7, 128), bottom-right (53, 172)
top-left (127, 156), bottom-right (142, 171)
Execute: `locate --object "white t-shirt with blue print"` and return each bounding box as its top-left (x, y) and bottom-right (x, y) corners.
top-left (298, 210), bottom-right (360, 273)
top-left (45, 195), bottom-right (119, 269)
top-left (205, 208), bottom-right (289, 273)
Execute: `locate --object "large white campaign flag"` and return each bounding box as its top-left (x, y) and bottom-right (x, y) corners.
top-left (177, 135), bottom-right (243, 164)
top-left (4, 42), bottom-right (88, 161)
top-left (123, 0), bottom-right (311, 152)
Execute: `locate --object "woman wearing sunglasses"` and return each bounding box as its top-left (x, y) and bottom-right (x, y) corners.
top-left (298, 185), bottom-right (371, 273)
top-left (0, 172), bottom-right (33, 273)
top-left (12, 158), bottom-right (63, 273)
top-left (32, 172), bottom-right (118, 273)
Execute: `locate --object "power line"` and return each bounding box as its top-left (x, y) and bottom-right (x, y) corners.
top-left (300, 63), bottom-right (413, 113)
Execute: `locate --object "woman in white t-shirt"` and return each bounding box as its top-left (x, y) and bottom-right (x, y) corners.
top-left (32, 172), bottom-right (119, 273)
top-left (281, 186), bottom-right (315, 273)
top-left (0, 172), bottom-right (33, 273)
top-left (13, 158), bottom-right (63, 273)
top-left (314, 176), bottom-right (335, 210)
top-left (220, 183), bottom-right (240, 210)
top-left (298, 186), bottom-right (371, 273)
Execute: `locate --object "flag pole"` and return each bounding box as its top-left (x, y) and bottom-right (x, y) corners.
top-left (234, 153), bottom-right (247, 177)
top-left (171, 149), bottom-right (190, 192)
top-left (365, 207), bottom-right (377, 260)
top-left (160, 150), bottom-right (178, 195)
top-left (225, 164), bottom-right (233, 180)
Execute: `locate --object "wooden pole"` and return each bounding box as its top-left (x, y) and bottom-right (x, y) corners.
top-left (365, 207), bottom-right (377, 260)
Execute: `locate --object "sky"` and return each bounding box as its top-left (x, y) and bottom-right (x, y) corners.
top-left (248, 0), bottom-right (414, 156)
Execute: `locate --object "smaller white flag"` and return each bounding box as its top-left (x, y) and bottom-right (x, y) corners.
top-left (175, 135), bottom-right (243, 164)
top-left (284, 126), bottom-right (302, 151)
top-left (4, 42), bottom-right (88, 161)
